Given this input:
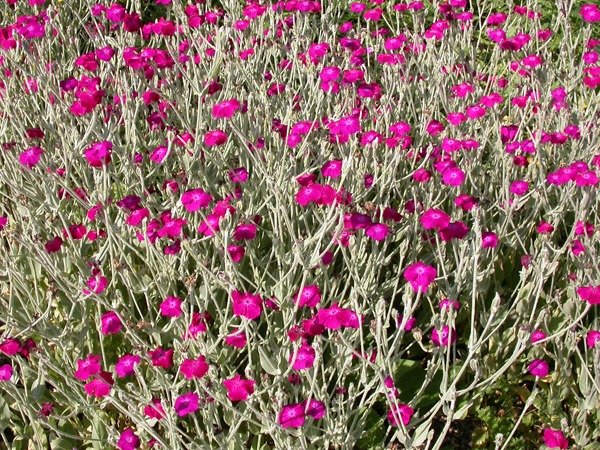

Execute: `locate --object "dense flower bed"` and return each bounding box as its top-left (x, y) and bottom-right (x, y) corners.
top-left (0, 0), bottom-right (599, 448)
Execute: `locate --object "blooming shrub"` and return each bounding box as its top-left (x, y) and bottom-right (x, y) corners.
top-left (0, 0), bottom-right (599, 448)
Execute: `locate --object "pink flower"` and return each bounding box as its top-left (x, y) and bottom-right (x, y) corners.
top-left (0, 364), bottom-right (13, 382)
top-left (581, 4), bottom-right (600, 23)
top-left (84, 372), bottom-right (113, 397)
top-left (181, 189), bottom-right (212, 212)
top-left (321, 159), bottom-right (343, 178)
top-left (509, 180), bottom-right (529, 196)
top-left (19, 146), bottom-right (43, 168)
top-left (305, 399), bottom-right (326, 419)
top-left (115, 354), bottom-right (141, 378)
top-left (577, 286), bottom-right (600, 304)
top-left (431, 325), bottom-right (457, 347)
top-left (233, 223), bottom-right (257, 240)
top-left (180, 356), bottom-right (209, 380)
top-left (231, 290), bottom-right (263, 320)
top-left (144, 398), bottom-right (166, 420)
top-left (74, 354), bottom-right (101, 381)
top-left (84, 273), bottom-right (108, 295)
top-left (148, 347), bottom-right (174, 369)
top-left (160, 296), bottom-right (183, 318)
top-left (528, 359), bottom-right (550, 377)
top-left (530, 329), bottom-right (546, 344)
top-left (290, 343), bottom-right (316, 371)
top-left (542, 428), bottom-right (569, 449)
top-left (481, 231), bottom-right (499, 248)
top-left (117, 428), bottom-right (140, 450)
top-left (365, 223), bottom-right (389, 241)
top-left (203, 129), bottom-right (228, 147)
top-left (536, 221), bottom-right (554, 235)
top-left (293, 285), bottom-right (321, 308)
top-left (83, 141), bottom-right (112, 168)
top-left (316, 303), bottom-right (344, 330)
top-left (211, 98), bottom-right (241, 119)
top-left (439, 298), bottom-right (461, 311)
top-left (585, 330), bottom-right (600, 348)
top-left (184, 312), bottom-right (208, 339)
top-left (228, 167), bottom-right (249, 184)
top-left (100, 311), bottom-right (122, 335)
top-left (223, 374), bottom-right (255, 401)
top-left (174, 392), bottom-right (199, 417)
top-left (387, 403), bottom-right (414, 426)
top-left (441, 167), bottom-right (465, 187)
top-left (0, 338), bottom-right (21, 356)
top-left (227, 245), bottom-right (245, 263)
top-left (403, 261), bottom-right (437, 293)
top-left (420, 208), bottom-right (451, 230)
top-left (278, 402), bottom-right (306, 428)
top-left (225, 329), bottom-right (247, 348)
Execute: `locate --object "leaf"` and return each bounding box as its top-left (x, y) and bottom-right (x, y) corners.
top-left (257, 346), bottom-right (280, 376)
top-left (471, 426), bottom-right (489, 448)
top-left (355, 408), bottom-right (385, 450)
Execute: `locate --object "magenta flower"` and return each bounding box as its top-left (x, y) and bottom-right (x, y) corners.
top-left (160, 296), bottom-right (183, 318)
top-left (0, 338), bottom-right (21, 356)
top-left (180, 356), bottom-right (209, 380)
top-left (84, 273), bottom-right (108, 295)
top-left (228, 167), bottom-right (249, 184)
top-left (581, 4), bottom-right (600, 22)
top-left (305, 399), bottom-right (326, 419)
top-left (528, 359), bottom-right (550, 378)
top-left (420, 208), bottom-right (451, 230)
top-left (441, 167), bottom-right (465, 187)
top-left (0, 364), bottom-right (13, 382)
top-left (174, 392), bottom-right (199, 417)
top-left (84, 372), bottom-right (113, 398)
top-left (290, 343), bottom-right (316, 371)
top-left (530, 329), bottom-right (547, 344)
top-left (233, 223), bottom-right (257, 241)
top-left (144, 398), bottom-right (166, 420)
top-left (387, 402), bottom-right (414, 427)
top-left (225, 329), bottom-right (247, 348)
top-left (365, 223), bottom-right (390, 241)
top-left (509, 180), bottom-right (529, 196)
top-left (227, 245), bottom-right (245, 263)
top-left (542, 428), bottom-right (569, 449)
top-left (148, 347), bottom-right (174, 369)
top-left (481, 231), bottom-right (499, 248)
top-left (278, 402), bottom-right (306, 428)
top-left (18, 146), bottom-right (43, 168)
top-left (74, 354), bottom-right (102, 381)
top-left (223, 374), bottom-right (255, 401)
top-left (321, 159), bottom-right (343, 178)
top-left (231, 290), bottom-right (263, 320)
top-left (439, 298), bottom-right (461, 311)
top-left (115, 354), bottom-right (141, 378)
top-left (317, 303), bottom-right (345, 330)
top-left (203, 129), bottom-right (228, 147)
top-left (577, 286), bottom-right (600, 304)
top-left (403, 261), bottom-right (437, 293)
top-left (117, 428), bottom-right (140, 450)
top-left (83, 140), bottom-right (112, 168)
top-left (100, 311), bottom-right (122, 335)
top-left (431, 325), bottom-right (457, 347)
top-left (585, 330), bottom-right (600, 348)
top-left (293, 285), bottom-right (321, 308)
top-left (211, 98), bottom-right (241, 119)
top-left (181, 188), bottom-right (212, 212)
